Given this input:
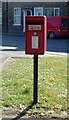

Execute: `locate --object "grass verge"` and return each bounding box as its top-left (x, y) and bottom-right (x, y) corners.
top-left (1, 57), bottom-right (67, 112)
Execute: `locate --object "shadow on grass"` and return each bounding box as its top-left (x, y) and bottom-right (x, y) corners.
top-left (12, 102), bottom-right (35, 120)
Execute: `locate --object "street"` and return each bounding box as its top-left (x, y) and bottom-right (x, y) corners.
top-left (1, 35), bottom-right (69, 53)
top-left (47, 37), bottom-right (68, 53)
top-left (0, 35), bottom-right (69, 64)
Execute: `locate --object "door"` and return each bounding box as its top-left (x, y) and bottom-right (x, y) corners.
top-left (23, 10), bottom-right (32, 32)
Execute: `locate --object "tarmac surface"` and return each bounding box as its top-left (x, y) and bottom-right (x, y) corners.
top-left (0, 35), bottom-right (69, 66)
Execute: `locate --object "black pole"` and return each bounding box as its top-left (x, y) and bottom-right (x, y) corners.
top-left (33, 55), bottom-right (38, 104)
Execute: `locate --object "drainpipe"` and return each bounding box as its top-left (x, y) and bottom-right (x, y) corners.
top-left (6, 2), bottom-right (8, 33)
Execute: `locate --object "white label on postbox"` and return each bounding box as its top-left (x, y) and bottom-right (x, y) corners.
top-left (29, 25), bottom-right (41, 30)
top-left (32, 36), bottom-right (38, 49)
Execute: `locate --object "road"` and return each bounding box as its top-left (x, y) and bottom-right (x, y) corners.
top-left (1, 35), bottom-right (69, 52)
top-left (47, 38), bottom-right (68, 53)
top-left (0, 35), bottom-right (69, 64)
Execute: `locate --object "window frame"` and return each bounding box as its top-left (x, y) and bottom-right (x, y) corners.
top-left (54, 8), bottom-right (60, 16)
top-left (34, 7), bottom-right (43, 16)
top-left (0, 8), bottom-right (2, 25)
top-left (44, 8), bottom-right (60, 17)
top-left (13, 7), bottom-right (21, 26)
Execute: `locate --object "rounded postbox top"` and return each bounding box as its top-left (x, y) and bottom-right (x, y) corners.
top-left (26, 16), bottom-right (46, 24)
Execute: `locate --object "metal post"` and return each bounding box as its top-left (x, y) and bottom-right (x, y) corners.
top-left (33, 55), bottom-right (38, 104)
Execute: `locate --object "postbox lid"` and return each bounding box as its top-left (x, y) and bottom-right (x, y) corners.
top-left (26, 16), bottom-right (46, 24)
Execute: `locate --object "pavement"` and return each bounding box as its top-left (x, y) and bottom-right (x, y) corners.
top-left (0, 51), bottom-right (68, 66)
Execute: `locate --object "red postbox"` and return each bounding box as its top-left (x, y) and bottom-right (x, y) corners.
top-left (25, 16), bottom-right (47, 55)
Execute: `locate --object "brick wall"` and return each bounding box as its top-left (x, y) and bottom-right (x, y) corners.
top-left (2, 2), bottom-right (68, 35)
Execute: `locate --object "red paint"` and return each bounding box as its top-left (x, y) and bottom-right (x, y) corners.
top-left (47, 16), bottom-right (69, 37)
top-left (25, 16), bottom-right (47, 55)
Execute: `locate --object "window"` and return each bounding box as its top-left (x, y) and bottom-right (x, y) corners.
top-left (0, 8), bottom-right (2, 24)
top-left (34, 7), bottom-right (43, 16)
top-left (45, 8), bottom-right (54, 17)
top-left (54, 8), bottom-right (60, 16)
top-left (14, 8), bottom-right (21, 25)
top-left (45, 8), bottom-right (60, 17)
top-left (62, 18), bottom-right (69, 27)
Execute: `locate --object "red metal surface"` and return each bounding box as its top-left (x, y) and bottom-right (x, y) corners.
top-left (47, 16), bottom-right (69, 37)
top-left (25, 16), bottom-right (47, 55)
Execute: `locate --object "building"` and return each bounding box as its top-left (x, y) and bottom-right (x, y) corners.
top-left (0, 1), bottom-right (2, 34)
top-left (2, 1), bottom-right (69, 36)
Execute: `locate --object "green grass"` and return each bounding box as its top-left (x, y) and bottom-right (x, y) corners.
top-left (1, 57), bottom-right (67, 111)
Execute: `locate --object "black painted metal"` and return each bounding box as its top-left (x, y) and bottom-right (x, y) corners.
top-left (33, 55), bottom-right (38, 104)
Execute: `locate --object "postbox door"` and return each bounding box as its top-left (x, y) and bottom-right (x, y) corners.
top-left (26, 24), bottom-right (45, 55)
